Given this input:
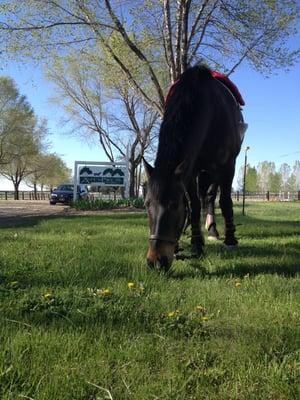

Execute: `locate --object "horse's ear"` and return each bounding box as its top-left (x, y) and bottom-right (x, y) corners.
top-left (174, 161), bottom-right (185, 177)
top-left (143, 158), bottom-right (154, 180)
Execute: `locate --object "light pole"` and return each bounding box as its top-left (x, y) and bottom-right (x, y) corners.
top-left (242, 146), bottom-right (250, 216)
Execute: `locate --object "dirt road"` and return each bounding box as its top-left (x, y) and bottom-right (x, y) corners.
top-left (0, 200), bottom-right (71, 227)
top-left (0, 200), bottom-right (143, 228)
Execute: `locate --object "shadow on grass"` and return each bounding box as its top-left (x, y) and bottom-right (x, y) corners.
top-left (1, 210), bottom-right (299, 283)
top-left (171, 239), bottom-right (300, 280)
top-left (0, 211), bottom-right (146, 229)
top-left (0, 214), bottom-right (69, 229)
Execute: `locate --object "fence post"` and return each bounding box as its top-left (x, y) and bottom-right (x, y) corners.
top-left (266, 191), bottom-right (270, 201)
top-left (5, 191), bottom-right (8, 200)
top-left (236, 191), bottom-right (239, 202)
top-left (22, 191), bottom-right (24, 200)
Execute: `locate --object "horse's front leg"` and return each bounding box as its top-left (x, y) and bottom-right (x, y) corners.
top-left (219, 166), bottom-right (238, 247)
top-left (187, 179), bottom-right (205, 257)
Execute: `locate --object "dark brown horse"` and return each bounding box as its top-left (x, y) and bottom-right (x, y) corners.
top-left (144, 64), bottom-right (243, 271)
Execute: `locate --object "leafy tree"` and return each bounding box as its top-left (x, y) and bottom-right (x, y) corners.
top-left (257, 161), bottom-right (276, 192)
top-left (0, 124), bottom-right (39, 200)
top-left (292, 160), bottom-right (300, 190)
top-left (47, 52), bottom-right (158, 197)
top-left (0, 78), bottom-right (52, 199)
top-left (279, 163), bottom-right (291, 191)
top-left (245, 165), bottom-right (258, 192)
top-left (0, 0), bottom-right (299, 117)
top-left (25, 153), bottom-right (71, 198)
top-left (287, 173), bottom-right (296, 191)
top-left (0, 76), bottom-right (34, 166)
top-left (269, 171), bottom-right (281, 192)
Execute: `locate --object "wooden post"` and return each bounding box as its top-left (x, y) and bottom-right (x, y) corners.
top-left (242, 146), bottom-right (250, 215)
top-left (266, 191), bottom-right (270, 201)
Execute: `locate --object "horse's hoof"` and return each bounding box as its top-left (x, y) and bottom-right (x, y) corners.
top-left (207, 235), bottom-right (219, 241)
top-left (191, 248), bottom-right (204, 258)
top-left (174, 253), bottom-right (185, 260)
top-left (207, 223), bottom-right (219, 241)
top-left (224, 244), bottom-right (238, 251)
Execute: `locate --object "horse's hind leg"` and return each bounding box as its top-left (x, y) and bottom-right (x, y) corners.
top-left (205, 182), bottom-right (220, 240)
top-left (187, 178), bottom-right (204, 257)
top-left (219, 166), bottom-right (238, 247)
top-left (198, 172), bottom-right (219, 241)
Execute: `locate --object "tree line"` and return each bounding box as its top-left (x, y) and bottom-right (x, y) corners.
top-left (0, 1), bottom-right (299, 197)
top-left (237, 161), bottom-right (300, 192)
top-left (0, 77), bottom-right (71, 199)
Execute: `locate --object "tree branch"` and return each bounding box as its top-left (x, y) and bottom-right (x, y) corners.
top-left (163, 0), bottom-right (176, 82)
top-left (181, 0), bottom-right (192, 72)
top-left (104, 0), bottom-right (165, 109)
top-left (187, 0), bottom-right (220, 66)
top-left (175, 0), bottom-right (184, 77)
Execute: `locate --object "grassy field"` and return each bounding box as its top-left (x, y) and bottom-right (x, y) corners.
top-left (0, 202), bottom-right (299, 400)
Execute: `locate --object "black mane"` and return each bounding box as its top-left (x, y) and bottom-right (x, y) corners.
top-left (154, 64), bottom-right (213, 175)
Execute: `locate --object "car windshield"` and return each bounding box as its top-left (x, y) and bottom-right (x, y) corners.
top-left (57, 185), bottom-right (73, 191)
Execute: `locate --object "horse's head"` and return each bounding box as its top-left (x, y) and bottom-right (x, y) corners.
top-left (144, 160), bottom-right (186, 271)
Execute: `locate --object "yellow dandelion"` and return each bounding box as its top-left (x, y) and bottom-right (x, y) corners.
top-left (100, 288), bottom-right (111, 296)
top-left (196, 305), bottom-right (205, 312)
top-left (167, 311), bottom-right (176, 318)
top-left (235, 282), bottom-right (242, 288)
top-left (127, 282), bottom-right (135, 289)
top-left (167, 310), bottom-right (180, 318)
top-left (43, 293), bottom-right (52, 300)
top-left (202, 316), bottom-right (209, 321)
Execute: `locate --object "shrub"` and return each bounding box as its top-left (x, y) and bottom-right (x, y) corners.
top-left (71, 197), bottom-right (145, 210)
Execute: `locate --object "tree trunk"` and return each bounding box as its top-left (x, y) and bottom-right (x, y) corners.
top-left (129, 163), bottom-right (136, 198)
top-left (33, 183), bottom-right (37, 200)
top-left (13, 182), bottom-right (19, 200)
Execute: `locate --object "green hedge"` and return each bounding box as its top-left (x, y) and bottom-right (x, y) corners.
top-left (71, 197), bottom-right (145, 210)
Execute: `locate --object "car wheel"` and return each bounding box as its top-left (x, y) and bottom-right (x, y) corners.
top-left (50, 201), bottom-right (56, 205)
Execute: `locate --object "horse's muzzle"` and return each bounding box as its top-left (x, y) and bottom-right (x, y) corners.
top-left (147, 255), bottom-right (172, 272)
top-left (147, 241), bottom-right (175, 272)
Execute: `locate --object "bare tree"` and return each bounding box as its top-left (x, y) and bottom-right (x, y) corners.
top-left (48, 52), bottom-right (158, 196)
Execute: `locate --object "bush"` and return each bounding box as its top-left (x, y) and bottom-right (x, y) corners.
top-left (71, 197), bottom-right (145, 210)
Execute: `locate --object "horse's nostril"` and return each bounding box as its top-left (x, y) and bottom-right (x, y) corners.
top-left (156, 256), bottom-right (170, 271)
top-left (147, 258), bottom-right (155, 269)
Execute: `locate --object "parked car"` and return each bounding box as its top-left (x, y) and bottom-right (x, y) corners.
top-left (50, 184), bottom-right (89, 205)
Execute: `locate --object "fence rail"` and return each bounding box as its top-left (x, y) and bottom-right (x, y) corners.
top-left (234, 191), bottom-right (300, 202)
top-left (0, 190), bottom-right (299, 202)
top-left (0, 191), bottom-right (51, 200)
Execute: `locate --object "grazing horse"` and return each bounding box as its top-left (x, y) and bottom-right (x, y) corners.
top-left (144, 64), bottom-right (243, 271)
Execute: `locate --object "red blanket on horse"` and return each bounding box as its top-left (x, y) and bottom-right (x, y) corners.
top-left (165, 69), bottom-right (245, 107)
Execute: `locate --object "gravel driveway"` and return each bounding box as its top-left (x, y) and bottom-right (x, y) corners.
top-left (0, 200), bottom-right (71, 227)
top-left (0, 200), bottom-right (143, 228)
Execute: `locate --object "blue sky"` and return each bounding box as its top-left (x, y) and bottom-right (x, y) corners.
top-left (1, 50), bottom-right (299, 190)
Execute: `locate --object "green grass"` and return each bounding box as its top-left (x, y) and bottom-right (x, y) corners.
top-left (0, 202), bottom-right (299, 399)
